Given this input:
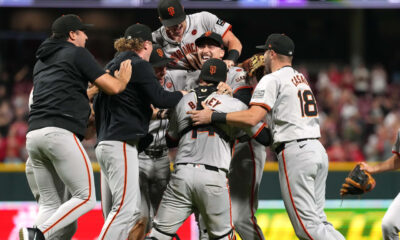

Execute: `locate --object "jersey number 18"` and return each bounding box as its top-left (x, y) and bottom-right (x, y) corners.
top-left (297, 90), bottom-right (318, 117)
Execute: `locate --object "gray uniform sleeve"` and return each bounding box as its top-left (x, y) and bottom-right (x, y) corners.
top-left (198, 11), bottom-right (232, 38)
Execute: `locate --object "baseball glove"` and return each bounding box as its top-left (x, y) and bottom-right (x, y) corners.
top-left (238, 53), bottom-right (265, 81)
top-left (340, 164), bottom-right (376, 196)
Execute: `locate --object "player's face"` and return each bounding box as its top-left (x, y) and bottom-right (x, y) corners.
top-left (197, 42), bottom-right (224, 65)
top-left (71, 30), bottom-right (88, 47)
top-left (154, 66), bottom-right (167, 85)
top-left (264, 50), bottom-right (272, 74)
top-left (165, 20), bottom-right (187, 39)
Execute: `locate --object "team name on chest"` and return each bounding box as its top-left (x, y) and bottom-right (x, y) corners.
top-left (291, 74), bottom-right (310, 87)
top-left (171, 43), bottom-right (197, 60)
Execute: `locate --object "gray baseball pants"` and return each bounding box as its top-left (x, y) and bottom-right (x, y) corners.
top-left (26, 127), bottom-right (96, 239)
top-left (277, 139), bottom-right (344, 240)
top-left (148, 164), bottom-right (234, 239)
top-left (96, 140), bottom-right (141, 240)
top-left (25, 157), bottom-right (77, 239)
top-left (382, 192), bottom-right (400, 240)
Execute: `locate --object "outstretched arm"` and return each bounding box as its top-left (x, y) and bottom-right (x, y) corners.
top-left (360, 153), bottom-right (400, 174)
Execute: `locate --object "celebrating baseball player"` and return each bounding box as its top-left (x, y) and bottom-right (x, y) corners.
top-left (360, 129), bottom-right (400, 240)
top-left (147, 58), bottom-right (271, 240)
top-left (93, 24), bottom-right (185, 240)
top-left (20, 14), bottom-right (132, 240)
top-left (128, 44), bottom-right (176, 240)
top-left (191, 31), bottom-right (267, 240)
top-left (189, 34), bottom-right (345, 240)
top-left (152, 0), bottom-right (242, 70)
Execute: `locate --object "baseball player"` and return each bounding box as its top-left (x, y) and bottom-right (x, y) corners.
top-left (153, 0), bottom-right (242, 70)
top-left (94, 24), bottom-right (184, 240)
top-left (360, 129), bottom-right (400, 240)
top-left (127, 44), bottom-right (175, 240)
top-left (24, 89), bottom-right (77, 240)
top-left (190, 32), bottom-right (266, 240)
top-left (189, 34), bottom-right (345, 240)
top-left (147, 58), bottom-right (271, 240)
top-left (21, 14), bottom-right (132, 240)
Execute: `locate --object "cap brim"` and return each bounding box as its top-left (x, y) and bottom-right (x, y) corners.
top-left (256, 45), bottom-right (267, 50)
top-left (151, 58), bottom-right (174, 68)
top-left (80, 23), bottom-right (94, 31)
top-left (161, 14), bottom-right (186, 27)
top-left (195, 37), bottom-right (223, 48)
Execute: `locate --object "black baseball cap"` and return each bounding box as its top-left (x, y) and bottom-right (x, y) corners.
top-left (158, 0), bottom-right (186, 27)
top-left (199, 58), bottom-right (227, 84)
top-left (195, 31), bottom-right (223, 48)
top-left (124, 24), bottom-right (153, 42)
top-left (256, 33), bottom-right (295, 56)
top-left (150, 44), bottom-right (174, 67)
top-left (52, 14), bottom-right (93, 35)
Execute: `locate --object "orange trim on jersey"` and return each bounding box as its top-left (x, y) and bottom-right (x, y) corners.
top-left (248, 141), bottom-right (264, 239)
top-left (249, 102), bottom-right (271, 112)
top-left (221, 25), bottom-right (233, 39)
top-left (101, 142), bottom-right (128, 240)
top-left (392, 150), bottom-right (400, 157)
top-left (251, 122), bottom-right (267, 139)
top-left (282, 150), bottom-right (314, 240)
top-left (43, 134), bottom-right (92, 234)
top-left (233, 86), bottom-right (253, 94)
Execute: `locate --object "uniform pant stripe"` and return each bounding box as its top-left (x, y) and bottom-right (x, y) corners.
top-left (282, 150), bottom-right (314, 240)
top-left (101, 142), bottom-right (128, 240)
top-left (43, 134), bottom-right (92, 234)
top-left (248, 141), bottom-right (264, 240)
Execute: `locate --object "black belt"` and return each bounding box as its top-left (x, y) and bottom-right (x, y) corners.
top-left (176, 163), bottom-right (223, 173)
top-left (275, 138), bottom-right (319, 154)
top-left (144, 148), bottom-right (167, 158)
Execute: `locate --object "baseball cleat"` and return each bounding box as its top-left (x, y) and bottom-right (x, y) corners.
top-left (19, 227), bottom-right (45, 240)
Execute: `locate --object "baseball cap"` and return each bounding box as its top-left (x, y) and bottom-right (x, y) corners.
top-left (157, 0), bottom-right (186, 27)
top-left (124, 24), bottom-right (153, 42)
top-left (256, 33), bottom-right (295, 56)
top-left (150, 44), bottom-right (174, 67)
top-left (195, 31), bottom-right (224, 48)
top-left (199, 58), bottom-right (227, 84)
top-left (52, 14), bottom-right (93, 35)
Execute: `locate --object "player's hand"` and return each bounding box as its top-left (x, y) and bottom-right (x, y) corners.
top-left (188, 101), bottom-right (213, 126)
top-left (359, 162), bottom-right (375, 174)
top-left (224, 59), bottom-right (235, 68)
top-left (217, 82), bottom-right (233, 96)
top-left (116, 59), bottom-right (132, 84)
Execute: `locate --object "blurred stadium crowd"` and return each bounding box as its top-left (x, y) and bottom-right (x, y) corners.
top-left (0, 60), bottom-right (399, 164)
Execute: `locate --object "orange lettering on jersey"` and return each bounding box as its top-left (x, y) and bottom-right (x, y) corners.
top-left (157, 49), bottom-right (164, 58)
top-left (188, 101), bottom-right (196, 109)
top-left (291, 74), bottom-right (309, 87)
top-left (207, 97), bottom-right (222, 108)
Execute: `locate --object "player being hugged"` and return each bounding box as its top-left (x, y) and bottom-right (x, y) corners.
top-left (147, 59), bottom-right (271, 240)
top-left (189, 34), bottom-right (345, 240)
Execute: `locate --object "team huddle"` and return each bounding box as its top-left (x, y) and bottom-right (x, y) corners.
top-left (19, 0), bottom-right (400, 240)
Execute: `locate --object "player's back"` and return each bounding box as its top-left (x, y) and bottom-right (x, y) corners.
top-left (168, 88), bottom-right (247, 171)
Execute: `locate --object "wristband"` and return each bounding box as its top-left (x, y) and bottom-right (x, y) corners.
top-left (226, 49), bottom-right (240, 64)
top-left (211, 112), bottom-right (227, 124)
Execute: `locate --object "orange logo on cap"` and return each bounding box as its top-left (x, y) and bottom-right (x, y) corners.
top-left (205, 31), bottom-right (212, 37)
top-left (168, 7), bottom-right (175, 16)
top-left (157, 49), bottom-right (164, 58)
top-left (268, 44), bottom-right (272, 48)
top-left (210, 66), bottom-right (216, 75)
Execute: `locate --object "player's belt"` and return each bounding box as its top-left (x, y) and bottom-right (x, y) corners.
top-left (176, 163), bottom-right (227, 175)
top-left (274, 138), bottom-right (319, 154)
top-left (144, 148), bottom-right (167, 158)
